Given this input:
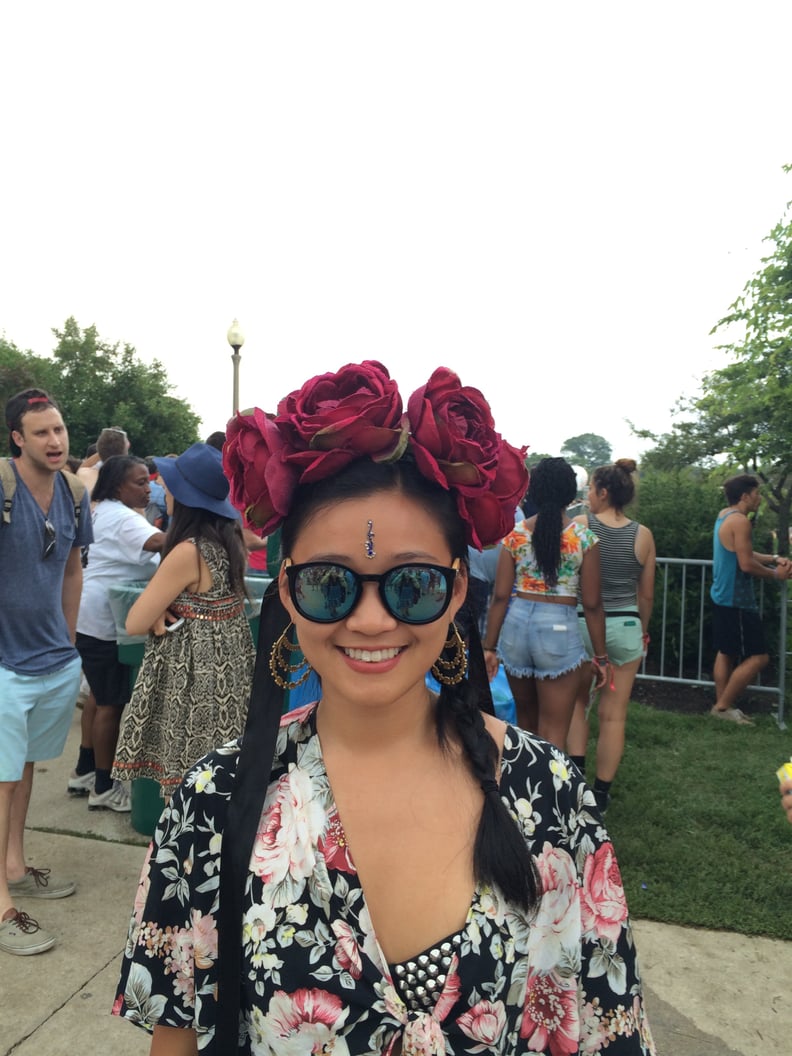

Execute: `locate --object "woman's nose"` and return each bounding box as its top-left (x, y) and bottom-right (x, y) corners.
top-left (345, 582), bottom-right (398, 629)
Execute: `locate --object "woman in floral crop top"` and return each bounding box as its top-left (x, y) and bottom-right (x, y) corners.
top-left (484, 458), bottom-right (609, 749)
top-left (113, 367), bottom-right (654, 1055)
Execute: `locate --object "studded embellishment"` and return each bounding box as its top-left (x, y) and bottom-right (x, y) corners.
top-left (391, 933), bottom-right (463, 1012)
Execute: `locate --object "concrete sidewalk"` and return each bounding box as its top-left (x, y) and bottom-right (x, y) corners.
top-left (1, 708), bottom-right (790, 1055)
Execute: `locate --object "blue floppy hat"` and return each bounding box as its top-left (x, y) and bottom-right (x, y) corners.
top-left (153, 443), bottom-right (238, 520)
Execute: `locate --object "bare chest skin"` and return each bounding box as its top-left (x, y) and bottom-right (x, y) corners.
top-left (319, 714), bottom-right (506, 966)
top-left (14, 463), bottom-right (56, 516)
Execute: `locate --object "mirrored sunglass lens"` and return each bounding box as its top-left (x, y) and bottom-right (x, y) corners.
top-left (383, 566), bottom-right (448, 622)
top-left (295, 565), bottom-right (357, 620)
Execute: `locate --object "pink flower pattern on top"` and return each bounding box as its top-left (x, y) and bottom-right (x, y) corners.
top-left (581, 843), bottom-right (630, 945)
top-left (113, 708), bottom-right (656, 1054)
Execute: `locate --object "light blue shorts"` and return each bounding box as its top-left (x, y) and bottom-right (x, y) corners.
top-left (498, 599), bottom-right (586, 680)
top-left (578, 610), bottom-right (644, 666)
top-left (0, 656), bottom-right (82, 781)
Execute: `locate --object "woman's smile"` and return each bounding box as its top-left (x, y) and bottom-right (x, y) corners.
top-left (342, 645), bottom-right (403, 663)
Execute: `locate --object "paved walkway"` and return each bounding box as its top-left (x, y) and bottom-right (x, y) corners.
top-left (1, 709), bottom-right (790, 1055)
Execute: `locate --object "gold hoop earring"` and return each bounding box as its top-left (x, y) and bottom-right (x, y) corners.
top-left (269, 624), bottom-right (313, 690)
top-left (431, 622), bottom-right (468, 685)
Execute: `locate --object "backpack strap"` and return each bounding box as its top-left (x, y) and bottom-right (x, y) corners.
top-left (0, 458), bottom-right (17, 526)
top-left (0, 460), bottom-right (86, 531)
top-left (59, 468), bottom-right (87, 533)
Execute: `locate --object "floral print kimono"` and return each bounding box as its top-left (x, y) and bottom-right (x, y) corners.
top-left (114, 703), bottom-right (655, 1054)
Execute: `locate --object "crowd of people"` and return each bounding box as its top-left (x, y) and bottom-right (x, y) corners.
top-left (0, 369), bottom-right (789, 1053)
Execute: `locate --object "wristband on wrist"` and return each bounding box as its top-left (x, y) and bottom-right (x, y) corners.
top-left (483, 646), bottom-right (497, 652)
top-left (592, 654), bottom-right (609, 664)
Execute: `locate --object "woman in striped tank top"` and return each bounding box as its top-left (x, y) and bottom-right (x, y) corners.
top-left (567, 459), bottom-right (656, 813)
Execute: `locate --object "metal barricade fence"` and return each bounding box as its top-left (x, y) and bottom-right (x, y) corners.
top-left (636, 557), bottom-right (787, 730)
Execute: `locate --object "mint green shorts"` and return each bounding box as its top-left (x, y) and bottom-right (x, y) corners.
top-left (578, 610), bottom-right (643, 666)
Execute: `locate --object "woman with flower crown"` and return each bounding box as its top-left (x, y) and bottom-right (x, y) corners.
top-left (112, 362), bottom-right (656, 1055)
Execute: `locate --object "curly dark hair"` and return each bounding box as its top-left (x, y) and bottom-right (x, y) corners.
top-left (527, 457), bottom-right (577, 586)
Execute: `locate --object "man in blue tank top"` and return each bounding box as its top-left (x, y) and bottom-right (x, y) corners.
top-left (710, 474), bottom-right (791, 724)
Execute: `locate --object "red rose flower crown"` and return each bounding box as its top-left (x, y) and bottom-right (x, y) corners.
top-left (223, 361), bottom-right (528, 550)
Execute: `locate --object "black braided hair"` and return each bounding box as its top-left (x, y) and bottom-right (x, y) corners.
top-left (527, 457), bottom-right (577, 586)
top-left (217, 580), bottom-right (288, 1051)
top-left (435, 613), bottom-right (541, 913)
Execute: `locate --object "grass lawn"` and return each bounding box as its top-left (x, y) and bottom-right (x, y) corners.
top-left (588, 700), bottom-right (792, 941)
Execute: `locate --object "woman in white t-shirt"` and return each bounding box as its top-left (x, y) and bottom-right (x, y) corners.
top-left (72, 456), bottom-right (166, 812)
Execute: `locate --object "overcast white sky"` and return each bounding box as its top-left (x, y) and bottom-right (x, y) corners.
top-left (1, 2), bottom-right (790, 461)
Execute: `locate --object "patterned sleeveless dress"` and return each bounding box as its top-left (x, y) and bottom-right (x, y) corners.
top-left (113, 538), bottom-right (255, 797)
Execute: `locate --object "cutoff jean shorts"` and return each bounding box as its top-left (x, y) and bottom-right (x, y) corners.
top-left (0, 655), bottom-right (82, 781)
top-left (498, 598), bottom-right (586, 679)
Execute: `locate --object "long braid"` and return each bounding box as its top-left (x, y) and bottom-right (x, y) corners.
top-left (435, 624), bottom-right (541, 914)
top-left (217, 580), bottom-right (288, 1052)
top-left (528, 457), bottom-right (578, 586)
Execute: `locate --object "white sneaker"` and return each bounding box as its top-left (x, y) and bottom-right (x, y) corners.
top-left (67, 770), bottom-right (95, 795)
top-left (88, 780), bottom-right (131, 813)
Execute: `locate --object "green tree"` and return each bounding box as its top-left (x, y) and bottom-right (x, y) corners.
top-left (0, 335), bottom-right (59, 411)
top-left (636, 167), bottom-right (792, 554)
top-left (0, 319), bottom-right (200, 458)
top-left (560, 432), bottom-right (612, 470)
top-left (632, 466), bottom-right (723, 560)
top-left (526, 451), bottom-right (556, 467)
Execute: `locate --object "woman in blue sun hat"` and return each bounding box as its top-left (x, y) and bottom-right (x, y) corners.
top-left (112, 443), bottom-right (254, 799)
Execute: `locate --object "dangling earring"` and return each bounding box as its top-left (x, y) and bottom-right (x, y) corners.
top-left (269, 624), bottom-right (313, 690)
top-left (431, 622), bottom-right (468, 685)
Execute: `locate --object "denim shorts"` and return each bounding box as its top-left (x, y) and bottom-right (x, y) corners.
top-left (578, 610), bottom-right (644, 666)
top-left (0, 655), bottom-right (82, 781)
top-left (498, 598), bottom-right (586, 679)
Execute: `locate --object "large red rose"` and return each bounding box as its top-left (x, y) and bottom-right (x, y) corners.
top-left (275, 360), bottom-right (408, 483)
top-left (457, 440), bottom-right (531, 548)
top-left (408, 368), bottom-right (529, 548)
top-left (223, 408), bottom-right (299, 533)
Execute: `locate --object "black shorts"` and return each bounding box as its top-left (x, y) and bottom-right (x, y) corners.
top-left (711, 603), bottom-right (767, 660)
top-left (75, 633), bottom-right (131, 708)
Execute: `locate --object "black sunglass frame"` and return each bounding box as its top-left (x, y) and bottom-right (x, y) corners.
top-left (43, 518), bottom-right (57, 560)
top-left (284, 559), bottom-right (460, 625)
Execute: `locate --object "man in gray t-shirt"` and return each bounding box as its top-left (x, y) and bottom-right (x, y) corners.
top-left (0, 388), bottom-right (93, 957)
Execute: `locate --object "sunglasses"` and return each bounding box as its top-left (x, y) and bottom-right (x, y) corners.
top-left (43, 518), bottom-right (56, 560)
top-left (284, 558), bottom-right (460, 625)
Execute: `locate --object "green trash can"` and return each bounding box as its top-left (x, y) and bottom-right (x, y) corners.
top-left (117, 637), bottom-right (164, 836)
top-left (112, 578), bottom-right (271, 838)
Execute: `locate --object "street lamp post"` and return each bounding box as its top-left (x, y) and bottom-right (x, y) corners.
top-left (227, 319), bottom-right (245, 417)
